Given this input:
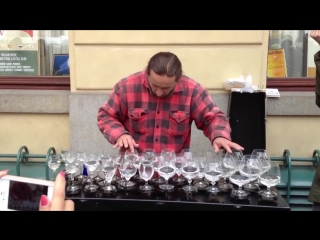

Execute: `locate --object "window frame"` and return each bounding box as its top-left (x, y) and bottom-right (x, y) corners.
top-left (266, 77), bottom-right (316, 91)
top-left (0, 76), bottom-right (70, 90)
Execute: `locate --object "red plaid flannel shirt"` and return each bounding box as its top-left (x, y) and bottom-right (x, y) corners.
top-left (97, 71), bottom-right (231, 154)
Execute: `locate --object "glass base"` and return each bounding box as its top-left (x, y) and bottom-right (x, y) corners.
top-left (159, 184), bottom-right (174, 191)
top-left (181, 184), bottom-right (198, 193)
top-left (218, 182), bottom-right (233, 192)
top-left (94, 176), bottom-right (104, 182)
top-left (172, 176), bottom-right (187, 184)
top-left (243, 183), bottom-right (260, 192)
top-left (140, 184), bottom-right (154, 192)
top-left (117, 180), bottom-right (136, 190)
top-left (67, 184), bottom-right (81, 193)
top-left (193, 180), bottom-right (208, 190)
top-left (84, 184), bottom-right (99, 192)
top-left (230, 189), bottom-right (250, 200)
top-left (206, 185), bottom-right (220, 194)
top-left (259, 189), bottom-right (278, 201)
top-left (76, 174), bottom-right (87, 183)
top-left (101, 184), bottom-right (117, 193)
top-left (151, 177), bottom-right (166, 185)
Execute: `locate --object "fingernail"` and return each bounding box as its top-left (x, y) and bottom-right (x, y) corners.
top-left (60, 171), bottom-right (65, 177)
top-left (0, 169), bottom-right (9, 172)
top-left (40, 195), bottom-right (48, 206)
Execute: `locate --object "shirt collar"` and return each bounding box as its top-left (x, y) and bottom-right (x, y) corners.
top-left (142, 70), bottom-right (183, 93)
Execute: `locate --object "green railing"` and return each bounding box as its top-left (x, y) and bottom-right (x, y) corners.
top-left (271, 149), bottom-right (319, 210)
top-left (0, 146), bottom-right (57, 180)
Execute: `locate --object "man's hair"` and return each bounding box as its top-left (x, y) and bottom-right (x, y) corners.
top-left (146, 52), bottom-right (183, 82)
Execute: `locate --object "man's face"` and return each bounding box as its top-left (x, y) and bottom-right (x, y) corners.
top-left (147, 70), bottom-right (177, 98)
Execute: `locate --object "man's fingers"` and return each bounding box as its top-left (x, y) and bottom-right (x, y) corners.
top-left (50, 171), bottom-right (67, 211)
top-left (39, 195), bottom-right (51, 211)
top-left (213, 143), bottom-right (220, 153)
top-left (0, 170), bottom-right (8, 178)
top-left (113, 142), bottom-right (119, 149)
top-left (223, 144), bottom-right (232, 153)
top-left (64, 200), bottom-right (75, 211)
top-left (132, 139), bottom-right (139, 147)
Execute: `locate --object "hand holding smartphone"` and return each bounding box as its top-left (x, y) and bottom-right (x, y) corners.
top-left (0, 175), bottom-right (54, 211)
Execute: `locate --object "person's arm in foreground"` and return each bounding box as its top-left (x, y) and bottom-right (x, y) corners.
top-left (0, 170), bottom-right (74, 211)
top-left (191, 84), bottom-right (243, 153)
top-left (39, 171), bottom-right (74, 211)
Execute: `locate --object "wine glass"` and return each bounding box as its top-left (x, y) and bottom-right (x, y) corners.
top-left (66, 158), bottom-right (80, 193)
top-left (60, 149), bottom-right (68, 163)
top-left (252, 149), bottom-right (271, 185)
top-left (101, 156), bottom-right (117, 193)
top-left (242, 154), bottom-right (263, 192)
top-left (84, 154), bottom-right (100, 192)
top-left (217, 153), bottom-right (236, 192)
top-left (139, 156), bottom-right (155, 192)
top-left (259, 161), bottom-right (281, 200)
top-left (119, 153), bottom-right (137, 189)
top-left (151, 153), bottom-right (166, 184)
top-left (158, 149), bottom-right (176, 191)
top-left (193, 152), bottom-right (208, 190)
top-left (94, 154), bottom-right (105, 183)
top-left (48, 155), bottom-right (61, 181)
top-left (60, 150), bottom-right (69, 178)
top-left (76, 152), bottom-right (87, 183)
top-left (172, 153), bottom-right (187, 184)
top-left (230, 157), bottom-right (251, 199)
top-left (181, 155), bottom-right (200, 193)
top-left (204, 154), bottom-right (222, 194)
top-left (181, 149), bottom-right (194, 160)
top-left (125, 149), bottom-right (139, 184)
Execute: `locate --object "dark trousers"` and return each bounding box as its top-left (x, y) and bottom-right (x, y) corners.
top-left (313, 202), bottom-right (320, 211)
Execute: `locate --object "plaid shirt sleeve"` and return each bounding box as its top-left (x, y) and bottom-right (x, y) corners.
top-left (190, 83), bottom-right (231, 142)
top-left (97, 82), bottom-right (129, 145)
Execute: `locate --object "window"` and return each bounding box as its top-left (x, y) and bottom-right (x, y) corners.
top-left (266, 30), bottom-right (317, 91)
top-left (0, 30), bottom-right (70, 90)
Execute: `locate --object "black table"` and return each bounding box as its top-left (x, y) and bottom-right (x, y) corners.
top-left (65, 178), bottom-right (290, 211)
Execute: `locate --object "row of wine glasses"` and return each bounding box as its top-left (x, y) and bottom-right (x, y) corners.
top-left (47, 148), bottom-right (281, 201)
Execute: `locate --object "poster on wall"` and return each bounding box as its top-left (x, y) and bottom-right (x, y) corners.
top-left (0, 30), bottom-right (39, 76)
top-left (267, 48), bottom-right (287, 77)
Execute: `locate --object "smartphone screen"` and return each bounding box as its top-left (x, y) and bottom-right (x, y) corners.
top-left (7, 180), bottom-right (49, 211)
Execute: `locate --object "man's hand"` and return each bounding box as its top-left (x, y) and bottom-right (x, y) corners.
top-left (113, 134), bottom-right (139, 152)
top-left (212, 137), bottom-right (244, 153)
top-left (0, 169), bottom-right (8, 178)
top-left (310, 30), bottom-right (320, 45)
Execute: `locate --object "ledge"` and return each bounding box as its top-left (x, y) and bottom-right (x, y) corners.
top-left (0, 90), bottom-right (69, 113)
top-left (0, 90), bottom-right (319, 116)
top-left (267, 91), bottom-right (320, 116)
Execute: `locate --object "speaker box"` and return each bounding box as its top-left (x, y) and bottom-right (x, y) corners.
top-left (227, 91), bottom-right (266, 155)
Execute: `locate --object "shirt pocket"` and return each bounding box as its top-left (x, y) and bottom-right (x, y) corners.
top-left (128, 108), bottom-right (148, 134)
top-left (168, 110), bottom-right (190, 136)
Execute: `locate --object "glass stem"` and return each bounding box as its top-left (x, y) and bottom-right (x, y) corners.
top-left (90, 172), bottom-right (93, 186)
top-left (165, 179), bottom-right (168, 190)
top-left (188, 178), bottom-right (192, 186)
top-left (79, 162), bottom-right (83, 175)
top-left (71, 174), bottom-right (74, 186)
top-left (53, 170), bottom-right (56, 180)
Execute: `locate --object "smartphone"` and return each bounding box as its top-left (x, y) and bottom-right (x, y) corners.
top-left (0, 175), bottom-right (54, 211)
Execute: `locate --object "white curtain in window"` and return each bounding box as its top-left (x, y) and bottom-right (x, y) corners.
top-left (38, 30), bottom-right (69, 76)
